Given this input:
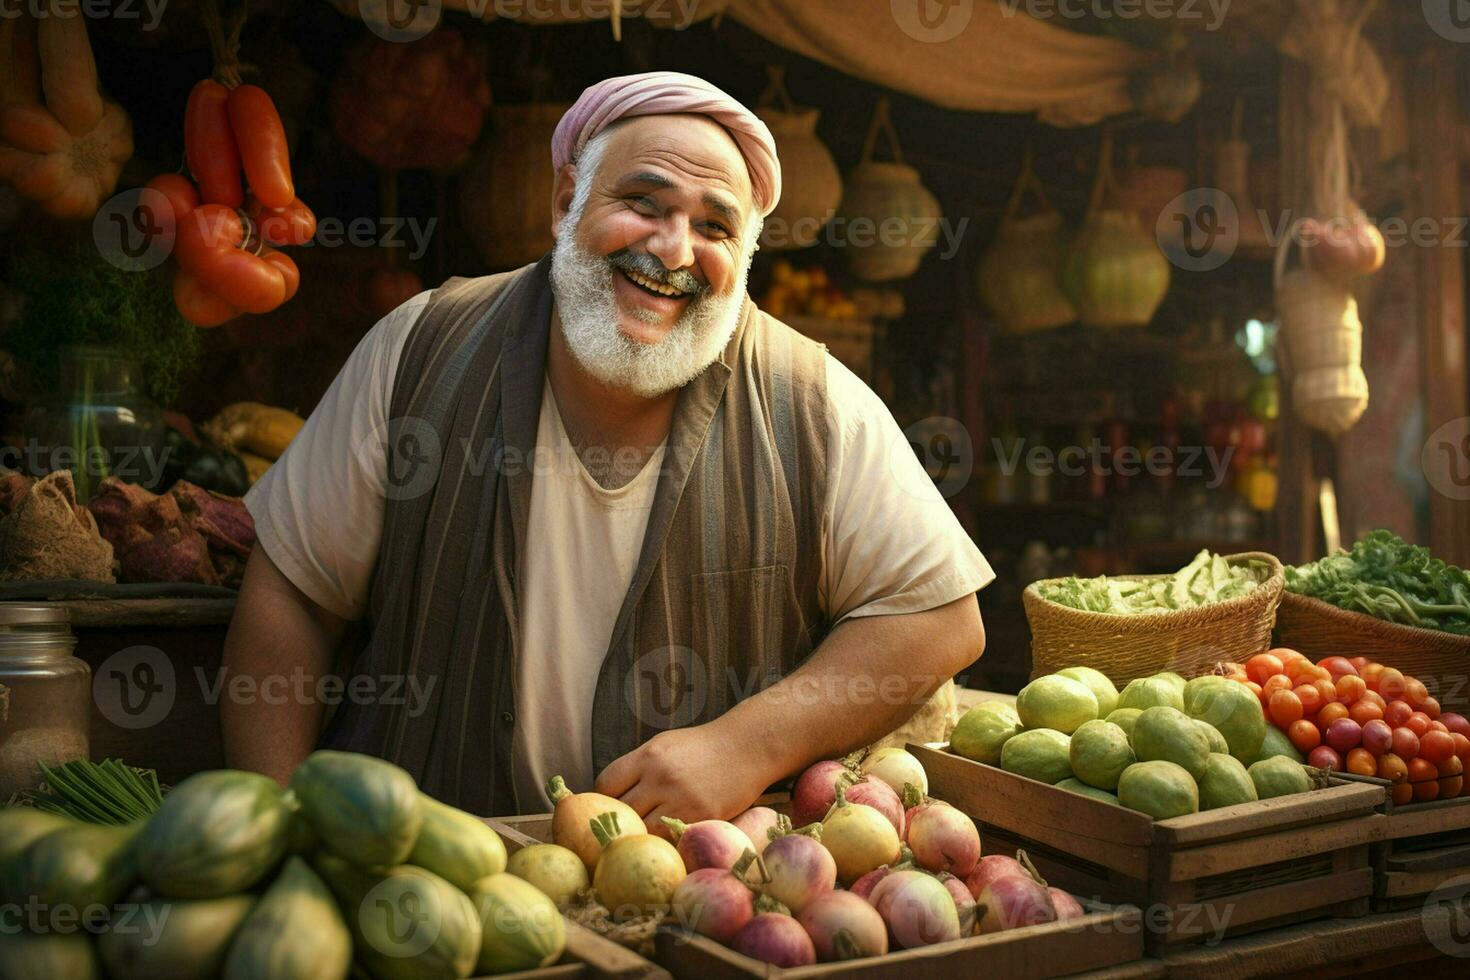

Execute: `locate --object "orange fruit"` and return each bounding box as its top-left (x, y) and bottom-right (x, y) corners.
top-left (1318, 702), bottom-right (1350, 727)
top-left (1269, 690), bottom-right (1305, 727)
top-left (1403, 677), bottom-right (1430, 709)
top-left (1246, 652), bottom-right (1284, 686)
top-left (1345, 748), bottom-right (1377, 777)
top-left (1421, 730), bottom-right (1456, 766)
top-left (1377, 668), bottom-right (1406, 701)
top-left (1348, 700), bottom-right (1383, 725)
top-left (1422, 696), bottom-right (1441, 721)
top-left (1406, 712), bottom-right (1432, 738)
top-left (1335, 675), bottom-right (1367, 704)
top-left (1288, 718), bottom-right (1322, 753)
top-left (1377, 752), bottom-right (1408, 785)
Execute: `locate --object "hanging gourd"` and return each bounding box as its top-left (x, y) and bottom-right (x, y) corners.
top-left (976, 145), bottom-right (1075, 334)
top-left (459, 101), bottom-right (570, 270)
top-left (755, 67), bottom-right (841, 251)
top-left (1060, 131), bottom-right (1171, 328)
top-left (1275, 234), bottom-right (1368, 435)
top-left (838, 98), bottom-right (942, 283)
top-left (330, 25), bottom-right (491, 174)
top-left (1269, 0), bottom-right (1382, 435)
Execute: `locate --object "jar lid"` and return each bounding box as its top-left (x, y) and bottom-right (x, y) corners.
top-left (0, 604), bottom-right (71, 626)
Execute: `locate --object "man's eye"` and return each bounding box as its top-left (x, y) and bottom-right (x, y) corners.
top-left (702, 222), bottom-right (732, 239)
top-left (629, 196), bottom-right (658, 214)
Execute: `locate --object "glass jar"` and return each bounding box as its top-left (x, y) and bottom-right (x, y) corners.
top-left (0, 605), bottom-right (91, 799)
top-left (24, 345), bottom-right (166, 504)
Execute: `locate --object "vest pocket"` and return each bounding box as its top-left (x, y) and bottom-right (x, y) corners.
top-left (691, 564), bottom-right (796, 718)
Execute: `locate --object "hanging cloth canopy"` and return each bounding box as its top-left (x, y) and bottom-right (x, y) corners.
top-left (328, 0), bottom-right (1151, 125)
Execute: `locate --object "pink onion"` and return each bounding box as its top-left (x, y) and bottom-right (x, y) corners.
top-left (869, 870), bottom-right (962, 949)
top-left (844, 777), bottom-right (905, 838)
top-left (964, 854), bottom-right (1027, 900)
top-left (849, 865), bottom-right (895, 902)
top-left (661, 818), bottom-right (754, 872)
top-left (975, 873), bottom-right (1057, 934)
top-left (936, 872), bottom-right (977, 936)
top-left (906, 803), bottom-right (980, 877)
top-left (798, 890), bottom-right (889, 962)
top-left (669, 867), bottom-right (755, 944)
top-left (749, 831), bottom-right (836, 914)
top-left (732, 913), bottom-right (816, 967)
top-left (730, 807), bottom-right (785, 855)
top-left (791, 760), bottom-right (857, 825)
top-left (1049, 887), bottom-right (1085, 920)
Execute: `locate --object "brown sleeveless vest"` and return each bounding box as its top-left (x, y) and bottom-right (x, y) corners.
top-left (321, 256), bottom-right (831, 815)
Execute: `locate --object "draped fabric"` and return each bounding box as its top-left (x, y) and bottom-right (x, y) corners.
top-left (726, 0), bottom-right (1149, 126)
top-left (332, 0), bottom-right (1148, 125)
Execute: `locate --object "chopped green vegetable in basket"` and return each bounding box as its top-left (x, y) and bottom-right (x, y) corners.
top-left (1286, 530), bottom-right (1470, 636)
top-left (1039, 550), bottom-right (1263, 615)
top-left (11, 759), bottom-right (166, 824)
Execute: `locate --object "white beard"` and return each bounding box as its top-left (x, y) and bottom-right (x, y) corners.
top-left (550, 217), bottom-right (751, 400)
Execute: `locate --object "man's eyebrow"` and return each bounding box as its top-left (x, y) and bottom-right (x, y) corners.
top-left (616, 171), bottom-right (676, 191)
top-left (701, 194), bottom-right (740, 227)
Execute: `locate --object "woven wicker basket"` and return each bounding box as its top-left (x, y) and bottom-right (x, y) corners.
top-left (1025, 552), bottom-right (1286, 686)
top-left (1274, 591), bottom-right (1470, 713)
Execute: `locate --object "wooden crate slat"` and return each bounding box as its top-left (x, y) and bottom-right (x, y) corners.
top-left (1152, 867), bottom-right (1373, 945)
top-left (1384, 838), bottom-right (1470, 871)
top-left (1154, 782), bottom-right (1386, 846)
top-left (1164, 814), bottom-right (1387, 881)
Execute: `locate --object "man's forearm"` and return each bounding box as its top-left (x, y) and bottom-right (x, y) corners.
top-left (220, 544), bottom-right (347, 785)
top-left (709, 595), bottom-right (984, 785)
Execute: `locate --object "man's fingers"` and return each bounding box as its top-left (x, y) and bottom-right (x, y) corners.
top-left (618, 780), bottom-right (658, 818)
top-left (595, 751), bottom-right (640, 799)
top-left (644, 804), bottom-right (675, 837)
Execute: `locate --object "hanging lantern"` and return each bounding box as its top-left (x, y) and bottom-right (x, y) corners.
top-left (459, 102), bottom-right (571, 270)
top-left (1060, 132), bottom-right (1171, 328)
top-left (976, 148), bottom-right (1075, 334)
top-left (838, 98), bottom-right (942, 283)
top-left (755, 69), bottom-right (841, 251)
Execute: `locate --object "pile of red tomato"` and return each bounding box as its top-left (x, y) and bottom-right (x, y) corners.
top-left (1217, 649), bottom-right (1469, 804)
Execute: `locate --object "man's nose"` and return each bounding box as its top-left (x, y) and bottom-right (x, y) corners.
top-left (645, 212), bottom-right (696, 274)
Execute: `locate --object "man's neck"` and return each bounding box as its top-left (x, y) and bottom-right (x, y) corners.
top-left (546, 309), bottom-right (678, 490)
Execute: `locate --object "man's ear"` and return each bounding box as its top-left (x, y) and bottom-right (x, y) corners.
top-left (550, 164), bottom-right (579, 239)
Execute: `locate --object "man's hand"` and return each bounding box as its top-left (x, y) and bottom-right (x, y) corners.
top-left (594, 717), bottom-right (781, 833)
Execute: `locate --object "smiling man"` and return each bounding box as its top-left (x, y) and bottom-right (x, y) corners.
top-left (222, 72), bottom-right (993, 824)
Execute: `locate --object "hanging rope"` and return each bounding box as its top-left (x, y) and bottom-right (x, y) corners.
top-left (201, 0), bottom-right (250, 89)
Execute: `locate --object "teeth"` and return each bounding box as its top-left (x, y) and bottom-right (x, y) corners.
top-left (624, 269), bottom-right (681, 298)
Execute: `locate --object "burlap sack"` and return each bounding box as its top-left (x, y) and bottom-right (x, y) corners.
top-left (0, 470), bottom-right (115, 582)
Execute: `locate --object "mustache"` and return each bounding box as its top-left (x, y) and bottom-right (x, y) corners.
top-left (607, 249), bottom-right (707, 298)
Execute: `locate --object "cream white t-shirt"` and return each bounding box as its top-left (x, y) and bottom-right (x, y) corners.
top-left (246, 292), bottom-right (995, 808)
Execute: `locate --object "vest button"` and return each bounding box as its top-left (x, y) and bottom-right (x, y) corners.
top-left (501, 711), bottom-right (514, 725)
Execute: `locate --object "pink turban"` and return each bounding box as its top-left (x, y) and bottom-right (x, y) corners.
top-left (552, 71), bottom-right (782, 217)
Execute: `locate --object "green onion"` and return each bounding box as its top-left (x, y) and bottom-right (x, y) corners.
top-left (20, 759), bottom-right (166, 825)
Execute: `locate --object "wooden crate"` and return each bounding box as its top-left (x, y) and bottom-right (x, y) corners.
top-left (913, 744), bottom-right (1388, 950)
top-left (479, 819), bottom-right (672, 980)
top-left (490, 814), bottom-right (1146, 979)
top-left (1338, 775), bottom-right (1470, 910)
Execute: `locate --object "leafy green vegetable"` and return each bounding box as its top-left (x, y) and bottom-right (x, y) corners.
top-left (1039, 550), bottom-right (1263, 615)
top-left (5, 238), bottom-right (202, 406)
top-left (1286, 530), bottom-right (1470, 636)
top-left (11, 759), bottom-right (165, 824)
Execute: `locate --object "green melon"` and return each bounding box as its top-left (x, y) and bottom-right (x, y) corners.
top-left (1000, 729), bottom-right (1074, 784)
top-left (1185, 679), bottom-right (1267, 763)
top-left (1248, 757), bottom-right (1312, 799)
top-left (1198, 754), bottom-right (1259, 810)
top-left (1056, 778), bottom-right (1121, 805)
top-left (1057, 667), bottom-right (1120, 718)
top-left (950, 703), bottom-right (1023, 765)
top-left (1130, 707), bottom-right (1211, 780)
top-left (1116, 677), bottom-right (1184, 713)
top-left (1016, 676), bottom-right (1098, 735)
top-left (1195, 720), bottom-right (1230, 756)
top-left (1105, 708), bottom-right (1143, 741)
top-left (1250, 726), bottom-right (1306, 765)
top-left (1117, 761), bottom-right (1199, 820)
top-left (1069, 720), bottom-right (1136, 791)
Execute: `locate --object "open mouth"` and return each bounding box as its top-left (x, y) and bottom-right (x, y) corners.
top-left (619, 267), bottom-right (688, 300)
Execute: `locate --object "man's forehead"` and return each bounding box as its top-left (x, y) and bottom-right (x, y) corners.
top-left (597, 115), bottom-right (754, 210)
